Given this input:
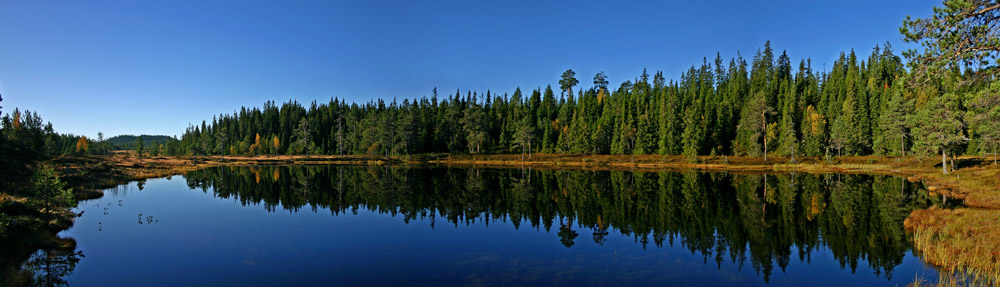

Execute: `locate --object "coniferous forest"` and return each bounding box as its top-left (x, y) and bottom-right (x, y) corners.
top-left (167, 41), bottom-right (999, 167)
top-left (2, 1), bottom-right (1000, 285)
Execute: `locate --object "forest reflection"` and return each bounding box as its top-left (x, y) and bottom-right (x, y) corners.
top-left (183, 166), bottom-right (934, 282)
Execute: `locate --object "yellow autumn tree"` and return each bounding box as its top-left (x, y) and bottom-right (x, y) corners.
top-left (12, 110), bottom-right (22, 131)
top-left (75, 136), bottom-right (89, 154)
top-left (249, 133), bottom-right (262, 155)
top-left (272, 135), bottom-right (280, 155)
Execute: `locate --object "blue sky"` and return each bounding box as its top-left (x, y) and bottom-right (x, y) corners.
top-left (0, 0), bottom-right (940, 138)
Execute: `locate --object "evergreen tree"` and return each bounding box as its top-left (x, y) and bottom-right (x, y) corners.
top-left (214, 125), bottom-right (228, 155)
top-left (293, 118), bottom-right (316, 157)
top-left (461, 100), bottom-right (487, 153)
top-left (966, 82), bottom-right (1000, 164)
top-left (901, 0), bottom-right (1000, 83)
top-left (135, 136), bottom-right (144, 163)
top-left (513, 113), bottom-right (534, 159)
top-left (874, 89), bottom-right (914, 157)
top-left (909, 93), bottom-right (967, 174)
top-left (31, 165), bottom-right (74, 219)
top-left (559, 69), bottom-right (579, 97)
top-left (734, 91), bottom-right (772, 158)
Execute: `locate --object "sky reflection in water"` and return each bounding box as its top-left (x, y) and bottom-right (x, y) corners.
top-left (55, 166), bottom-right (939, 286)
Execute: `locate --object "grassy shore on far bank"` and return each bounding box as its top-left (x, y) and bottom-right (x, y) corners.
top-left (33, 152), bottom-right (1000, 284)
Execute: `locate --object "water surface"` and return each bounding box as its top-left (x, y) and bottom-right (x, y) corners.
top-left (37, 166), bottom-right (940, 286)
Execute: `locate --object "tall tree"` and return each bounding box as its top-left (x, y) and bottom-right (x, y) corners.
top-left (830, 85), bottom-right (865, 156)
top-left (272, 135), bottom-right (281, 155)
top-left (135, 136), bottom-right (144, 163)
top-left (293, 118), bottom-right (316, 157)
top-left (800, 105), bottom-right (827, 157)
top-left (513, 114), bottom-right (534, 160)
top-left (909, 92), bottom-right (967, 174)
top-left (559, 69), bottom-right (580, 97)
top-left (874, 89), bottom-right (914, 157)
top-left (734, 91), bottom-right (772, 158)
top-left (462, 101), bottom-right (487, 153)
top-left (593, 71), bottom-right (609, 97)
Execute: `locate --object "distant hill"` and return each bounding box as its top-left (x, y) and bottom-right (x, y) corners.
top-left (105, 135), bottom-right (177, 150)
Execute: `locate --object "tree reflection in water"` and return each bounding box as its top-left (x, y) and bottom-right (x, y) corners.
top-left (184, 166), bottom-right (933, 283)
top-left (20, 244), bottom-right (84, 287)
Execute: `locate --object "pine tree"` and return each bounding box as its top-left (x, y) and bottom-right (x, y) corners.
top-left (901, 1), bottom-right (1000, 83)
top-left (910, 93), bottom-right (967, 174)
top-left (559, 69), bottom-right (579, 97)
top-left (462, 101), bottom-right (486, 153)
top-left (31, 165), bottom-right (74, 218)
top-left (214, 125), bottom-right (228, 155)
top-left (734, 91), bottom-right (771, 157)
top-left (777, 81), bottom-right (799, 161)
top-left (513, 114), bottom-right (534, 160)
top-left (135, 136), bottom-right (144, 163)
top-left (293, 118), bottom-right (316, 157)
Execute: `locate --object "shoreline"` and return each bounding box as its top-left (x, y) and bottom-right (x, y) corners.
top-left (36, 152), bottom-right (1000, 283)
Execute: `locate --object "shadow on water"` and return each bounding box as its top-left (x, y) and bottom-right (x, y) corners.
top-left (10, 165), bottom-right (961, 286)
top-left (181, 166), bottom-right (936, 283)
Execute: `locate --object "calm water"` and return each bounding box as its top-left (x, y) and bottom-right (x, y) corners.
top-left (35, 166), bottom-right (941, 286)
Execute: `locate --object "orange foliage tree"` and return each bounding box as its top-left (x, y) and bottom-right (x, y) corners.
top-left (75, 136), bottom-right (89, 154)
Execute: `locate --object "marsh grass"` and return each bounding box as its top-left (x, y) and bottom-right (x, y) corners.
top-left (906, 208), bottom-right (1000, 285)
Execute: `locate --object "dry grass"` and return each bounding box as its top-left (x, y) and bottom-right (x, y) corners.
top-left (905, 208), bottom-right (1000, 285)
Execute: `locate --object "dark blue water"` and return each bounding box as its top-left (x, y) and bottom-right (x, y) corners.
top-left (46, 167), bottom-right (938, 286)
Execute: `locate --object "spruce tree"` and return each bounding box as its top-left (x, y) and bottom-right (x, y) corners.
top-left (874, 90), bottom-right (913, 157)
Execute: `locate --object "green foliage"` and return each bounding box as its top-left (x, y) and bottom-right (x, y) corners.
top-left (910, 92), bottom-right (967, 173)
top-left (910, 93), bottom-right (967, 156)
top-left (966, 81), bottom-right (1000, 162)
top-left (777, 80), bottom-right (800, 160)
top-left (734, 91), bottom-right (770, 156)
top-left (167, 36), bottom-right (993, 165)
top-left (31, 166), bottom-right (74, 214)
top-left (292, 118), bottom-right (317, 156)
top-left (135, 136), bottom-right (144, 160)
top-left (559, 69), bottom-right (579, 97)
top-left (901, 0), bottom-right (1000, 84)
top-left (104, 135), bottom-right (177, 150)
top-left (874, 90), bottom-right (914, 156)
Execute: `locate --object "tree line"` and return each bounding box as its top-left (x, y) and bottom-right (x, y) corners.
top-left (167, 1), bottom-right (1000, 175)
top-left (0, 107), bottom-right (115, 184)
top-left (169, 41), bottom-right (998, 172)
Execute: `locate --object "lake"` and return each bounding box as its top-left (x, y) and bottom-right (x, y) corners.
top-left (30, 166), bottom-right (942, 286)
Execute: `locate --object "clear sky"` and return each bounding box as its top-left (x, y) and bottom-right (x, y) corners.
top-left (0, 0), bottom-right (940, 138)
